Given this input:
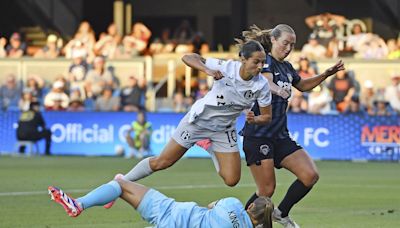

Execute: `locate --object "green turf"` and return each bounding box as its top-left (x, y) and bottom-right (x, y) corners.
top-left (0, 156), bottom-right (399, 228)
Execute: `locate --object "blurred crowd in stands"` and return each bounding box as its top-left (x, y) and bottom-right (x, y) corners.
top-left (0, 19), bottom-right (209, 61)
top-left (0, 15), bottom-right (399, 115)
top-left (302, 13), bottom-right (400, 60)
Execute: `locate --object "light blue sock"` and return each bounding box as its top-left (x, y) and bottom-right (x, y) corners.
top-left (76, 180), bottom-right (122, 209)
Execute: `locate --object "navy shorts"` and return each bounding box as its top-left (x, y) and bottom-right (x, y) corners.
top-left (243, 136), bottom-right (303, 168)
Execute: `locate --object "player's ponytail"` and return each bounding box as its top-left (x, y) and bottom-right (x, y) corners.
top-left (239, 24), bottom-right (295, 53)
top-left (248, 196), bottom-right (274, 228)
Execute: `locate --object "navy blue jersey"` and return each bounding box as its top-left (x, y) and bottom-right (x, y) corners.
top-left (241, 54), bottom-right (301, 139)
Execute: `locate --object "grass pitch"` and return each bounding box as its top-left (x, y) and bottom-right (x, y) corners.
top-left (0, 156), bottom-right (399, 228)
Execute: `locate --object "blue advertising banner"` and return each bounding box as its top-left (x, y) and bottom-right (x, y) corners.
top-left (0, 111), bottom-right (399, 160)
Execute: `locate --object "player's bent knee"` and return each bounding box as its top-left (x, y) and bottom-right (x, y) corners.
top-left (259, 184), bottom-right (275, 197)
top-left (223, 176), bottom-right (240, 187)
top-left (301, 170), bottom-right (319, 187)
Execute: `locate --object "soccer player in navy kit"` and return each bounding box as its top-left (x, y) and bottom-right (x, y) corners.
top-left (238, 24), bottom-right (344, 228)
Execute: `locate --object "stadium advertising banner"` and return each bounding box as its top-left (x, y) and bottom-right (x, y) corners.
top-left (0, 112), bottom-right (399, 160)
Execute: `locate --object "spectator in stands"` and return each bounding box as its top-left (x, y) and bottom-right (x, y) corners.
top-left (288, 89), bottom-right (308, 113)
top-left (94, 23), bottom-right (121, 59)
top-left (297, 56), bottom-right (317, 79)
top-left (68, 50), bottom-right (88, 99)
top-left (356, 34), bottom-right (388, 59)
top-left (307, 84), bottom-right (333, 114)
top-left (305, 12), bottom-right (346, 47)
top-left (85, 56), bottom-right (115, 98)
top-left (173, 20), bottom-right (195, 54)
top-left (6, 32), bottom-right (26, 58)
top-left (95, 86), bottom-right (120, 111)
top-left (301, 34), bottom-right (327, 60)
top-left (344, 97), bottom-right (364, 115)
top-left (325, 37), bottom-right (341, 58)
top-left (44, 80), bottom-right (70, 111)
top-left (191, 32), bottom-right (209, 55)
top-left (64, 40), bottom-right (89, 62)
top-left (328, 70), bottom-right (356, 112)
top-left (67, 89), bottom-right (85, 112)
top-left (149, 27), bottom-right (176, 54)
top-left (125, 110), bottom-right (152, 159)
top-left (387, 38), bottom-right (400, 59)
top-left (360, 80), bottom-right (375, 113)
top-left (18, 88), bottom-right (34, 111)
top-left (193, 80), bottom-right (208, 100)
top-left (120, 75), bottom-right (145, 112)
top-left (148, 38), bottom-right (165, 55)
top-left (0, 74), bottom-right (21, 111)
top-left (0, 37), bottom-right (7, 58)
top-left (34, 34), bottom-right (61, 59)
top-left (64, 21), bottom-right (96, 62)
top-left (360, 80), bottom-right (376, 115)
top-left (16, 101), bottom-right (51, 155)
top-left (345, 20), bottom-right (368, 53)
top-left (26, 75), bottom-right (45, 102)
top-left (173, 90), bottom-right (187, 112)
top-left (372, 89), bottom-right (391, 116)
top-left (116, 39), bottom-right (137, 59)
top-left (68, 97), bottom-right (85, 112)
top-left (173, 20), bottom-right (195, 45)
top-left (120, 22), bottom-right (152, 57)
top-left (74, 21), bottom-right (96, 50)
top-left (397, 36), bottom-right (400, 50)
top-left (384, 74), bottom-right (400, 113)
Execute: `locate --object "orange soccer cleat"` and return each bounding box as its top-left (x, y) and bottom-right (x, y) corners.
top-left (48, 186), bottom-right (83, 217)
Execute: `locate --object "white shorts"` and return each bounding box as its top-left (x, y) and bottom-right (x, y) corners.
top-left (172, 114), bottom-right (239, 153)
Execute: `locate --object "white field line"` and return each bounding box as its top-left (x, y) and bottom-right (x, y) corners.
top-left (0, 183), bottom-right (255, 197)
top-left (0, 182), bottom-right (399, 197)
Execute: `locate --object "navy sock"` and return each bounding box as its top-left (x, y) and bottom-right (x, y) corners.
top-left (278, 179), bottom-right (312, 217)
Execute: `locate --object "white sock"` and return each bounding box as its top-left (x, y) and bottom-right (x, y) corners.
top-left (124, 157), bottom-right (153, 181)
top-left (208, 150), bottom-right (220, 172)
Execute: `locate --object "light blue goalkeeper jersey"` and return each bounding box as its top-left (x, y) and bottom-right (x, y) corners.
top-left (137, 189), bottom-right (253, 228)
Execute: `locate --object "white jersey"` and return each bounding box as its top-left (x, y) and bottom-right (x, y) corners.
top-left (188, 58), bottom-right (271, 131)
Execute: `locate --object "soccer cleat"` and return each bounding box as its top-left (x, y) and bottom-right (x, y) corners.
top-left (103, 173), bottom-right (125, 209)
top-left (272, 208), bottom-right (300, 228)
top-left (48, 186), bottom-right (82, 217)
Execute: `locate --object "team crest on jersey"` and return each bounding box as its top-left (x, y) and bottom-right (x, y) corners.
top-left (287, 73), bottom-right (293, 83)
top-left (263, 63), bottom-right (269, 68)
top-left (259, 144), bottom-right (270, 156)
top-left (243, 90), bottom-right (255, 99)
top-left (180, 130), bottom-right (191, 140)
top-left (216, 94), bottom-right (226, 106)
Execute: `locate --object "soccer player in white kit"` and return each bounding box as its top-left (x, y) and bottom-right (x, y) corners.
top-left (118, 40), bottom-right (272, 188)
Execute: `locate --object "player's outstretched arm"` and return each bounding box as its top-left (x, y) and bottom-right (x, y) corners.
top-left (182, 53), bottom-right (224, 80)
top-left (295, 60), bottom-right (345, 92)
